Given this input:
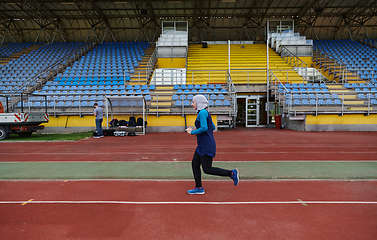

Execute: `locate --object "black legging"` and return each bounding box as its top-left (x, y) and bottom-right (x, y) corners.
top-left (192, 151), bottom-right (232, 188)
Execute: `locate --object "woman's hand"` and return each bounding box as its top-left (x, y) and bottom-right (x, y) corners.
top-left (185, 126), bottom-right (192, 134)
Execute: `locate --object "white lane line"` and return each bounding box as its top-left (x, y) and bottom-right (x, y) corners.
top-left (1, 200), bottom-right (376, 205)
top-left (1, 160), bottom-right (376, 163)
top-left (1, 179), bottom-right (377, 182)
top-left (1, 152), bottom-right (377, 155)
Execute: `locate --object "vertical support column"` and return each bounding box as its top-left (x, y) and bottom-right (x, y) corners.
top-left (105, 97), bottom-right (109, 129)
top-left (228, 40), bottom-right (230, 74)
top-left (266, 21), bottom-right (270, 128)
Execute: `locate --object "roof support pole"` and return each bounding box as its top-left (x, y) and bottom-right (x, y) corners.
top-left (363, 25), bottom-right (369, 39)
top-left (85, 28), bottom-right (92, 42)
top-left (346, 25), bottom-right (353, 41)
top-left (35, 28), bottom-right (42, 43)
top-left (1, 29), bottom-right (8, 44)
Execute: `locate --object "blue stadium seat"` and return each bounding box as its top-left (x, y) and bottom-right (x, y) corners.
top-left (218, 94), bottom-right (225, 100)
top-left (302, 99), bottom-right (310, 105)
top-left (358, 93), bottom-right (367, 99)
top-left (223, 100), bottom-right (231, 106)
top-left (183, 100), bottom-right (190, 107)
top-left (293, 99), bottom-right (301, 105)
top-left (318, 99), bottom-right (326, 105)
top-left (325, 99), bottom-right (334, 105)
top-left (215, 100), bottom-right (222, 106)
top-left (175, 100), bottom-right (182, 107)
top-left (210, 94), bottom-right (217, 100)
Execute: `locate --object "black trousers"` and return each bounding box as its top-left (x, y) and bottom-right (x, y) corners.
top-left (192, 151), bottom-right (232, 188)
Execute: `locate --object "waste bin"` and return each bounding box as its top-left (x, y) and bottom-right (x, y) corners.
top-left (274, 115), bottom-right (281, 129)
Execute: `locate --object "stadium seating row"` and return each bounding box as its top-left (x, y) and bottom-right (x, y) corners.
top-left (279, 88), bottom-right (330, 94)
top-left (175, 100), bottom-right (230, 107)
top-left (286, 99), bottom-right (342, 106)
top-left (47, 81), bottom-right (125, 86)
top-left (0, 80), bottom-right (26, 86)
top-left (282, 83), bottom-right (328, 89)
top-left (126, 85), bottom-right (155, 90)
top-left (65, 67), bottom-right (130, 71)
top-left (173, 84), bottom-right (224, 90)
top-left (0, 42), bottom-right (33, 57)
top-left (353, 88), bottom-right (377, 92)
top-left (176, 89), bottom-right (227, 94)
top-left (358, 93), bottom-right (377, 99)
top-left (19, 96), bottom-right (153, 108)
top-left (173, 94), bottom-right (226, 101)
top-left (33, 89), bottom-right (151, 95)
top-left (53, 76), bottom-right (125, 81)
top-left (286, 93), bottom-right (341, 100)
top-left (344, 83), bottom-right (377, 88)
top-left (287, 98), bottom-right (377, 106)
top-left (57, 73), bottom-right (128, 78)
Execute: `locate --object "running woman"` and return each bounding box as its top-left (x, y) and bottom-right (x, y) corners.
top-left (185, 94), bottom-right (239, 194)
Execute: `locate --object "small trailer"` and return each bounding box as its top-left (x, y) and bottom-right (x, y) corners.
top-left (0, 93), bottom-right (49, 140)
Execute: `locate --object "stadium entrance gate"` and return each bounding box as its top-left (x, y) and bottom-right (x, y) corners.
top-left (238, 95), bottom-right (267, 127)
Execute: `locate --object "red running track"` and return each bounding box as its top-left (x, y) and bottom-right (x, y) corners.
top-left (1, 128), bottom-right (377, 162)
top-left (0, 180), bottom-right (376, 240)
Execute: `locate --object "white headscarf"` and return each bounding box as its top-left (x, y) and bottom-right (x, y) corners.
top-left (193, 94), bottom-right (208, 112)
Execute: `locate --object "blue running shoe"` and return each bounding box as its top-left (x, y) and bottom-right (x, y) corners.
top-left (231, 168), bottom-right (239, 186)
top-left (187, 187), bottom-right (205, 195)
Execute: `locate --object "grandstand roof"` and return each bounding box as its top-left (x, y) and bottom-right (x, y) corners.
top-left (0, 0), bottom-right (376, 43)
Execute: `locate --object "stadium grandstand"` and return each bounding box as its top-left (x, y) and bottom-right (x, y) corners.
top-left (1, 0), bottom-right (377, 133)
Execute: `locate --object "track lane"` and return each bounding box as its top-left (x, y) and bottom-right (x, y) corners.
top-left (1, 180), bottom-right (376, 240)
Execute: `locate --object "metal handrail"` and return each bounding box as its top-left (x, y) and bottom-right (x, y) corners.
top-left (226, 70), bottom-right (238, 117)
top-left (150, 91), bottom-right (234, 117)
top-left (280, 45), bottom-right (310, 82)
top-left (146, 46), bottom-right (158, 82)
top-left (313, 46), bottom-right (349, 83)
top-left (280, 90), bottom-right (377, 116)
top-left (269, 70), bottom-right (291, 114)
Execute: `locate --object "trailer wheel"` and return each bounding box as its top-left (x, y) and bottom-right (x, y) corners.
top-left (0, 126), bottom-right (10, 140)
